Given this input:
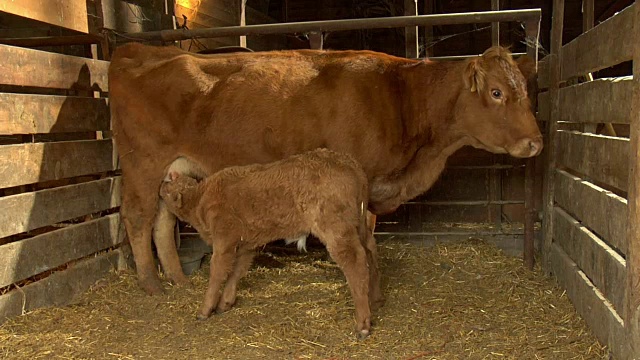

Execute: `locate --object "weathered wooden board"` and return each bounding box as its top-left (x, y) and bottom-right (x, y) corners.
top-left (0, 249), bottom-right (119, 325)
top-left (624, 0), bottom-right (640, 353)
top-left (537, 56), bottom-right (550, 89)
top-left (0, 177), bottom-right (121, 239)
top-left (549, 243), bottom-right (631, 358)
top-left (557, 77), bottom-right (633, 124)
top-left (0, 45), bottom-right (109, 92)
top-left (0, 0), bottom-right (89, 33)
top-left (561, 3), bottom-right (635, 80)
top-left (0, 214), bottom-right (121, 288)
top-left (537, 91), bottom-right (549, 122)
top-left (556, 130), bottom-right (629, 192)
top-left (0, 93), bottom-right (109, 135)
top-left (554, 169), bottom-right (627, 254)
top-left (553, 207), bottom-right (626, 313)
top-left (0, 140), bottom-right (116, 189)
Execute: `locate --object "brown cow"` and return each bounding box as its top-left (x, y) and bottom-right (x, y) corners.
top-left (109, 44), bottom-right (542, 295)
top-left (159, 148), bottom-right (378, 338)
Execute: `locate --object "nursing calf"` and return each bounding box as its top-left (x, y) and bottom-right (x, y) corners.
top-left (159, 149), bottom-right (381, 338)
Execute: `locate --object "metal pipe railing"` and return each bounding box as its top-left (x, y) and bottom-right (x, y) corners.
top-left (117, 9), bottom-right (541, 42)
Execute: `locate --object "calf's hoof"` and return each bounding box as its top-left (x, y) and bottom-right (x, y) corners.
top-left (215, 300), bottom-right (235, 314)
top-left (139, 276), bottom-right (165, 296)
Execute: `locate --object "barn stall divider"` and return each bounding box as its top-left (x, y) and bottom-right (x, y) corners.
top-left (537, 0), bottom-right (640, 358)
top-left (0, 45), bottom-right (123, 323)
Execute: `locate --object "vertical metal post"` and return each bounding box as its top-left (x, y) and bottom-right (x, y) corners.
top-left (488, 0), bottom-right (502, 235)
top-left (491, 0), bottom-right (500, 45)
top-left (423, 0), bottom-right (434, 57)
top-left (404, 0), bottom-right (419, 58)
top-left (523, 18), bottom-right (540, 270)
top-left (238, 0), bottom-right (247, 47)
top-left (308, 32), bottom-right (323, 50)
top-left (542, 0), bottom-right (565, 273)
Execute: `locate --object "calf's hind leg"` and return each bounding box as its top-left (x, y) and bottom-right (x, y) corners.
top-left (321, 227), bottom-right (372, 339)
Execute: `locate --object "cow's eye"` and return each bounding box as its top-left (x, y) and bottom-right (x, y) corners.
top-left (491, 89), bottom-right (503, 99)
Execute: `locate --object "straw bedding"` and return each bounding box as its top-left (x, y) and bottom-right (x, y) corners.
top-left (0, 238), bottom-right (608, 359)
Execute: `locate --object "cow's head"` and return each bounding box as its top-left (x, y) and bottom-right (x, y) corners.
top-left (159, 172), bottom-right (200, 221)
top-left (454, 47), bottom-right (542, 158)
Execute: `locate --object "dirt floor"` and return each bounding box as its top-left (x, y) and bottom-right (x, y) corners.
top-left (0, 238), bottom-right (608, 359)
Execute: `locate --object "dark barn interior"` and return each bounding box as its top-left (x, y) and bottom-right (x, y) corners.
top-left (0, 0), bottom-right (639, 358)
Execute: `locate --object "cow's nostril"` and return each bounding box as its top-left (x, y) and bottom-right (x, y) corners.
top-left (529, 139), bottom-right (541, 155)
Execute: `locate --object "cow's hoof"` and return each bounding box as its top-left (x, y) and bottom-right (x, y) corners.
top-left (168, 274), bottom-right (191, 288)
top-left (370, 297), bottom-right (386, 311)
top-left (139, 277), bottom-right (165, 296)
top-left (357, 329), bottom-right (370, 340)
top-left (196, 313), bottom-right (211, 321)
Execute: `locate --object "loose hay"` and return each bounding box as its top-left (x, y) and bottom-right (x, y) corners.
top-left (0, 239), bottom-right (608, 359)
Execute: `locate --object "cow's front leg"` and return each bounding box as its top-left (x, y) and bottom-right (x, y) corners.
top-left (153, 200), bottom-right (189, 286)
top-left (121, 188), bottom-right (164, 295)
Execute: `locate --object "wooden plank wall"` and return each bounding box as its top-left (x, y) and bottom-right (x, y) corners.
top-left (539, 2), bottom-right (638, 358)
top-left (0, 44), bottom-right (122, 324)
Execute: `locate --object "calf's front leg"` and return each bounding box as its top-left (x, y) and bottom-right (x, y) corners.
top-left (217, 249), bottom-right (256, 313)
top-left (198, 243), bottom-right (237, 320)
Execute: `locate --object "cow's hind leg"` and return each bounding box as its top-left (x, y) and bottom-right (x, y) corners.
top-left (198, 241), bottom-right (236, 320)
top-left (320, 226), bottom-right (371, 339)
top-left (363, 211), bottom-right (384, 310)
top-left (153, 200), bottom-right (189, 286)
top-left (216, 249), bottom-right (256, 313)
top-left (363, 230), bottom-right (385, 310)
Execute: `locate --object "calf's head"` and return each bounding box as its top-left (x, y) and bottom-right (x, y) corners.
top-left (454, 47), bottom-right (542, 158)
top-left (159, 172), bottom-right (200, 221)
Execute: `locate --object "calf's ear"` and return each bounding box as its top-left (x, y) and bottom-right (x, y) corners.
top-left (463, 58), bottom-right (486, 93)
top-left (171, 192), bottom-right (183, 208)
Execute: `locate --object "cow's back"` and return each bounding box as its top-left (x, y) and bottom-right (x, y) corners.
top-left (109, 44), bottom-right (416, 179)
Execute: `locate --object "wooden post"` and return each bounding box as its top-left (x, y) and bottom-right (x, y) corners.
top-left (582, 0), bottom-right (594, 31)
top-left (542, 0), bottom-right (565, 273)
top-left (581, 0), bottom-right (598, 134)
top-left (491, 0), bottom-right (500, 45)
top-left (625, 0), bottom-right (640, 355)
top-left (404, 0), bottom-right (418, 58)
top-left (523, 19), bottom-right (540, 270)
top-left (423, 0), bottom-right (434, 57)
top-left (238, 0), bottom-right (247, 47)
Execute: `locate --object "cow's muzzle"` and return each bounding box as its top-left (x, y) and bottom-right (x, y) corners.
top-left (509, 136), bottom-right (543, 158)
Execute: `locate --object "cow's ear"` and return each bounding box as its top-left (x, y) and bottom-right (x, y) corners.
top-left (516, 55), bottom-right (536, 81)
top-left (463, 58), bottom-right (486, 93)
